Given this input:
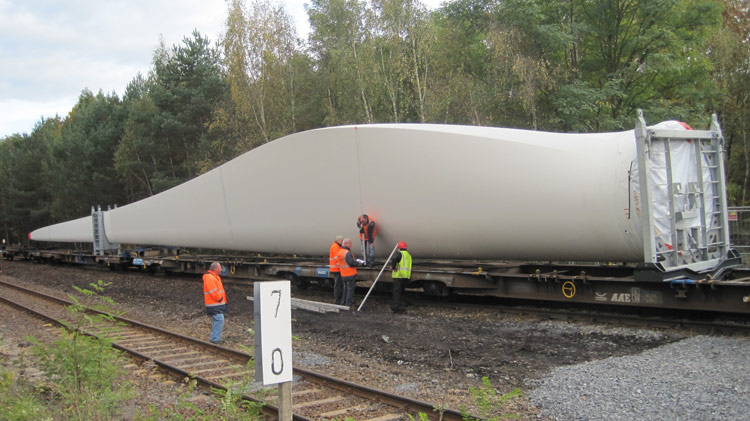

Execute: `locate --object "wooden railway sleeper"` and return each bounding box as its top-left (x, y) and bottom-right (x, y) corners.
top-left (319, 404), bottom-right (369, 417)
top-left (160, 352), bottom-right (206, 363)
top-left (291, 387), bottom-right (323, 398)
top-left (363, 415), bottom-right (404, 421)
top-left (204, 371), bottom-right (248, 382)
top-left (293, 395), bottom-right (345, 410)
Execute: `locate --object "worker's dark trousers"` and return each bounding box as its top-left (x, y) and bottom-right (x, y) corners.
top-left (332, 272), bottom-right (343, 305)
top-left (391, 278), bottom-right (407, 312)
top-left (343, 275), bottom-right (356, 306)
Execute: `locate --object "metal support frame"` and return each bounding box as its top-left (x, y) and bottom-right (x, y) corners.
top-left (692, 136), bottom-right (710, 261)
top-left (711, 114), bottom-right (732, 255)
top-left (91, 205), bottom-right (119, 256)
top-left (662, 138), bottom-right (678, 267)
top-left (635, 110), bottom-right (657, 265)
top-left (634, 110), bottom-right (738, 279)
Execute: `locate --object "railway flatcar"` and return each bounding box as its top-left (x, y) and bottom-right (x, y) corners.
top-left (26, 111), bottom-right (750, 313)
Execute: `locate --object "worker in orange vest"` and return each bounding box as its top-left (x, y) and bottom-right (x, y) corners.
top-left (357, 214), bottom-right (377, 265)
top-left (337, 237), bottom-right (364, 307)
top-left (203, 262), bottom-right (228, 344)
top-left (329, 235), bottom-right (344, 305)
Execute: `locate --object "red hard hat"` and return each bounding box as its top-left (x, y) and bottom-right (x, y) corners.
top-left (397, 241), bottom-right (407, 249)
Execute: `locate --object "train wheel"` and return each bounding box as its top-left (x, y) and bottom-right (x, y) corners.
top-left (284, 273), bottom-right (311, 290)
top-left (295, 277), bottom-right (311, 290)
top-left (318, 278), bottom-right (334, 290)
top-left (423, 281), bottom-right (449, 297)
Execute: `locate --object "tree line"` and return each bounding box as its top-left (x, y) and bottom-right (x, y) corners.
top-left (1, 0), bottom-right (749, 244)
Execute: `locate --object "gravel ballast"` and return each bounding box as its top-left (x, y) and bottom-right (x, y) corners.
top-left (528, 335), bottom-right (750, 421)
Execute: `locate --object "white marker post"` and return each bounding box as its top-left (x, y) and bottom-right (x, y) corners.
top-left (254, 281), bottom-right (293, 420)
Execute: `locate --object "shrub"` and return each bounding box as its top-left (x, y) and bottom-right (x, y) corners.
top-left (460, 376), bottom-right (521, 420)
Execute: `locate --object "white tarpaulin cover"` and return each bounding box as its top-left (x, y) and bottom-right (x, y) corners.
top-left (631, 121), bottom-right (719, 265)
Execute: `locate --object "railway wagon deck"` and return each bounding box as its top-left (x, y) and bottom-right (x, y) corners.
top-left (15, 248), bottom-right (750, 314)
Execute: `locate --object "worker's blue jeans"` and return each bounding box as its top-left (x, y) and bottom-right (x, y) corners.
top-left (366, 241), bottom-right (376, 265)
top-left (210, 313), bottom-right (224, 343)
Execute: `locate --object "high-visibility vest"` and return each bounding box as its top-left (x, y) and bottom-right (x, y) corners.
top-left (392, 250), bottom-right (412, 279)
top-left (337, 248), bottom-right (357, 277)
top-left (329, 241), bottom-right (342, 273)
top-left (203, 271), bottom-right (227, 307)
top-left (358, 218), bottom-right (377, 241)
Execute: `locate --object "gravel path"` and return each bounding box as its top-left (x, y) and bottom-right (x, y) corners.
top-left (528, 335), bottom-right (750, 421)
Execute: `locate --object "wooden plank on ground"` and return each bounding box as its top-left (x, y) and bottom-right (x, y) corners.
top-left (246, 296), bottom-right (349, 313)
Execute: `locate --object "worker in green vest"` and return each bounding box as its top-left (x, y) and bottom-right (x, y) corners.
top-left (390, 241), bottom-right (412, 313)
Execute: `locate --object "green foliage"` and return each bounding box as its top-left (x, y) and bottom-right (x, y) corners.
top-left (208, 383), bottom-right (263, 421)
top-left (309, 0), bottom-right (378, 125)
top-left (199, 355), bottom-right (265, 420)
top-left (29, 332), bottom-right (133, 420)
top-left (115, 76), bottom-right (161, 200)
top-left (213, 0), bottom-right (308, 159)
top-left (143, 377), bottom-right (262, 421)
top-left (152, 345), bottom-right (263, 420)
top-left (0, 119), bottom-right (56, 244)
top-left (459, 376), bottom-right (521, 420)
top-left (49, 90), bottom-right (128, 221)
top-left (1, 282), bottom-right (266, 420)
top-left (114, 30), bottom-right (228, 201)
top-left (407, 412), bottom-right (430, 421)
top-left (713, 0), bottom-right (750, 205)
top-left (492, 0), bottom-right (724, 131)
top-left (26, 281), bottom-right (133, 419)
top-left (0, 364), bottom-right (51, 420)
top-left (143, 378), bottom-right (210, 420)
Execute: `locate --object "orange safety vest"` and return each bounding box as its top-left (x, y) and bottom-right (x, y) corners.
top-left (337, 248), bottom-right (357, 277)
top-left (329, 241), bottom-right (342, 273)
top-left (203, 271), bottom-right (227, 307)
top-left (358, 217), bottom-right (377, 241)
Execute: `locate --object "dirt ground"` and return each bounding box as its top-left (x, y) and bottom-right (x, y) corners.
top-left (0, 260), bottom-right (685, 419)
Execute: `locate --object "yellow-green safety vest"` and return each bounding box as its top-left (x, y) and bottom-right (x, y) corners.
top-left (392, 250), bottom-right (412, 279)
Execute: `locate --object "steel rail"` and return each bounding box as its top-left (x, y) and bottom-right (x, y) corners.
top-left (0, 279), bottom-right (466, 420)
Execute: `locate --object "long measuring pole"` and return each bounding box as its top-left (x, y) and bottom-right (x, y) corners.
top-left (357, 243), bottom-right (399, 312)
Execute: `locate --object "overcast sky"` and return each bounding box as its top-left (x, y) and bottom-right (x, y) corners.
top-left (0, 0), bottom-right (444, 139)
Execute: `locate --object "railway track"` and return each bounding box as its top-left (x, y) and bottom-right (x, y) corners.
top-left (0, 279), bottom-right (465, 420)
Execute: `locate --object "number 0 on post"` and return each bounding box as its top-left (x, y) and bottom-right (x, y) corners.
top-left (254, 281), bottom-right (293, 385)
